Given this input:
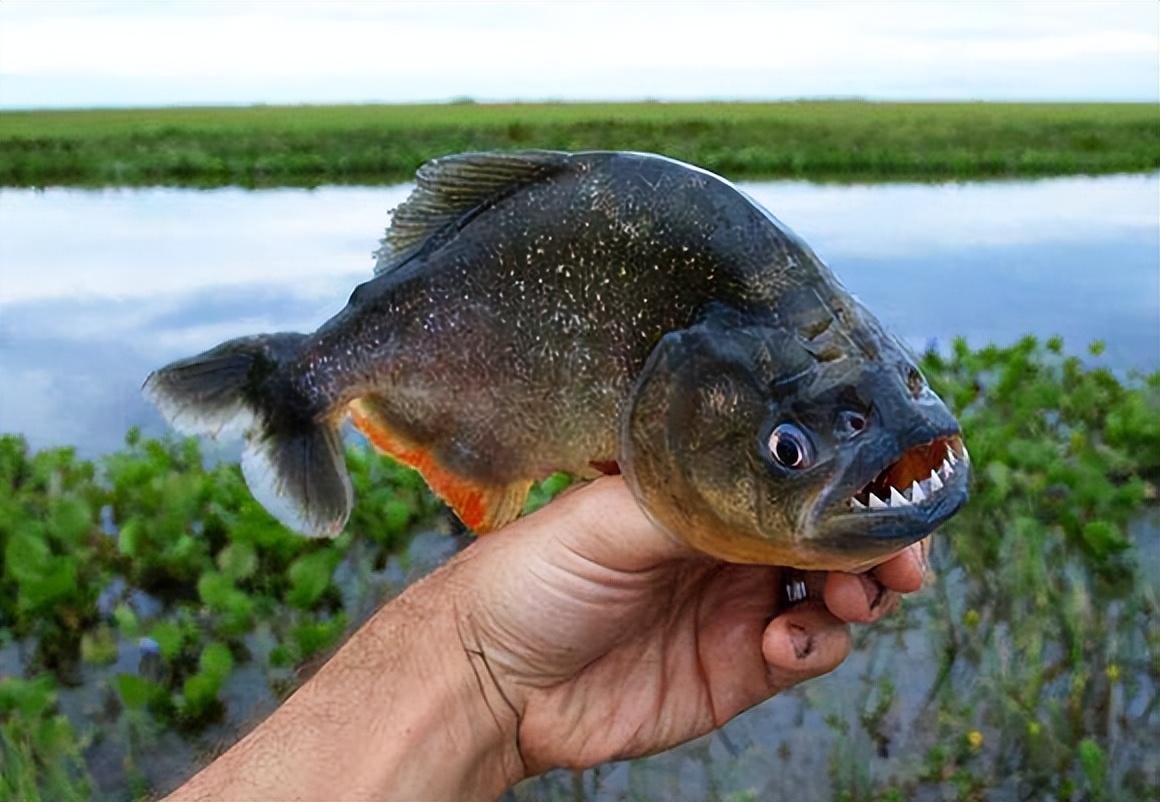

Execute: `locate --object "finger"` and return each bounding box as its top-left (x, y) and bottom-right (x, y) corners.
top-left (822, 571), bottom-right (899, 624)
top-left (762, 604), bottom-right (851, 691)
top-left (872, 538), bottom-right (930, 594)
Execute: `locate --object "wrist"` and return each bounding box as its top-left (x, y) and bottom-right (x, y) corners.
top-left (363, 556), bottom-right (527, 800)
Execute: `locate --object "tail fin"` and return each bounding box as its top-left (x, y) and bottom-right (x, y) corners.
top-left (143, 333), bottom-right (352, 538)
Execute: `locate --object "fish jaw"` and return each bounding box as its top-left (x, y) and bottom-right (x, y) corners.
top-left (805, 433), bottom-right (970, 570)
top-left (798, 354), bottom-right (972, 568)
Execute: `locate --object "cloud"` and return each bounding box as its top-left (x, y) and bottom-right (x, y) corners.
top-left (0, 1), bottom-right (1156, 107)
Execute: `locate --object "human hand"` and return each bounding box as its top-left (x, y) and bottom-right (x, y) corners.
top-left (168, 475), bottom-right (930, 802)
top-left (450, 475), bottom-right (930, 778)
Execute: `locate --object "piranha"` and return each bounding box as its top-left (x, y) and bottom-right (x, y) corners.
top-left (145, 150), bottom-right (969, 571)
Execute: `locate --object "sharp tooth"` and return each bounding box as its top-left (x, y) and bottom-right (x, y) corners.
top-left (940, 459), bottom-right (952, 478)
top-left (962, 446), bottom-right (970, 463)
top-left (929, 469), bottom-right (944, 491)
top-left (889, 486), bottom-right (909, 507)
top-left (850, 497), bottom-right (866, 510)
top-left (911, 480), bottom-right (926, 503)
top-left (868, 492), bottom-right (888, 510)
top-left (946, 447), bottom-right (958, 465)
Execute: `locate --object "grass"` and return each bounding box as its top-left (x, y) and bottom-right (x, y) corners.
top-left (1, 101), bottom-right (1157, 187)
top-left (1, 337), bottom-right (1157, 800)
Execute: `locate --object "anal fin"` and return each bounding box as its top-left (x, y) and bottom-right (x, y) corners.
top-left (349, 398), bottom-right (530, 533)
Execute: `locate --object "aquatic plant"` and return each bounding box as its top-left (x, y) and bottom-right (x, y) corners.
top-left (0, 676), bottom-right (90, 802)
top-left (0, 338), bottom-right (1156, 800)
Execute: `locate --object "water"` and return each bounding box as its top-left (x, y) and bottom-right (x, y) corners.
top-left (2, 174), bottom-right (1158, 455)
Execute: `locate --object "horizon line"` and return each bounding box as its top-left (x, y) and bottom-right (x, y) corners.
top-left (4, 96), bottom-right (1158, 114)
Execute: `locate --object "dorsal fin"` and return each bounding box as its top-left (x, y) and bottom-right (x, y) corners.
top-left (373, 150), bottom-right (573, 275)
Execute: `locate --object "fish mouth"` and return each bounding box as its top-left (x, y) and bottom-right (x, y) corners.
top-left (846, 433), bottom-right (968, 513)
top-left (814, 431), bottom-right (970, 557)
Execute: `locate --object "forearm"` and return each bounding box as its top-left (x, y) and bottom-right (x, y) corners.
top-left (166, 558), bottom-right (524, 802)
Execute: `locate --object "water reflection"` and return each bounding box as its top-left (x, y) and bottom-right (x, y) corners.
top-left (1, 174), bottom-right (1157, 455)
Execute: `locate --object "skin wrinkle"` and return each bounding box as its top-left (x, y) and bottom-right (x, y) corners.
top-left (476, 637), bottom-right (523, 728)
top-left (692, 574), bottom-right (722, 728)
top-left (867, 576), bottom-right (888, 610)
top-left (456, 613), bottom-right (530, 779)
top-left (557, 534), bottom-right (672, 583)
top-left (614, 638), bottom-right (668, 765)
top-left (455, 604), bottom-right (513, 745)
top-left (409, 564), bottom-right (526, 797)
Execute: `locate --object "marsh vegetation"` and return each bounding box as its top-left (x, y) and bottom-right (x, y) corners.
top-left (2, 101), bottom-right (1158, 187)
top-left (1, 339), bottom-right (1157, 800)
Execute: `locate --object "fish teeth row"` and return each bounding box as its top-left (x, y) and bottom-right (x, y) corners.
top-left (849, 441), bottom-right (968, 511)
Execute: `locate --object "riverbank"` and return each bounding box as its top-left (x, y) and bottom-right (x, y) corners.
top-left (2, 101), bottom-right (1157, 187)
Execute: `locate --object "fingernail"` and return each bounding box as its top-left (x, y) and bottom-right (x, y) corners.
top-left (788, 623), bottom-right (813, 659)
top-left (863, 576), bottom-right (887, 610)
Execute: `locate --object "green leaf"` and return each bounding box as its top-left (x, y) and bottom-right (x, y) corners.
top-left (4, 525), bottom-right (51, 583)
top-left (115, 674), bottom-right (162, 711)
top-left (291, 613), bottom-right (348, 661)
top-left (112, 603), bottom-right (139, 638)
top-left (19, 557), bottom-right (79, 611)
top-left (287, 550), bottom-right (337, 609)
top-left (0, 675), bottom-right (56, 718)
top-left (180, 671), bottom-right (221, 717)
top-left (197, 571), bottom-right (235, 609)
top-left (117, 519), bottom-right (142, 558)
top-left (198, 642), bottom-right (234, 683)
top-left (381, 498), bottom-right (413, 536)
top-left (216, 542), bottom-right (257, 581)
top-left (1077, 738), bottom-right (1106, 798)
top-left (149, 620), bottom-right (184, 661)
top-left (46, 497), bottom-right (92, 547)
top-left (1080, 521), bottom-right (1128, 559)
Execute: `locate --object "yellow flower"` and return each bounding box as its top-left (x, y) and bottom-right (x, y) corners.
top-left (1105, 663), bottom-right (1121, 682)
top-left (967, 730), bottom-right (984, 750)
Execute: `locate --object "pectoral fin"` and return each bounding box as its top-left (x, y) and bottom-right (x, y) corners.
top-left (349, 398), bottom-right (530, 533)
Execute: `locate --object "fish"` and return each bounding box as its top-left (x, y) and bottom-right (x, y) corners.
top-left (144, 150), bottom-right (969, 571)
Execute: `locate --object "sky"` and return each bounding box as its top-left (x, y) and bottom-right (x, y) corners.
top-left (0, 1), bottom-right (1157, 109)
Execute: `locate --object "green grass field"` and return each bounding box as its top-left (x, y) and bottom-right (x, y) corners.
top-left (2, 101), bottom-right (1157, 187)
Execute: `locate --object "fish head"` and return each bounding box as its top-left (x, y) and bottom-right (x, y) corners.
top-left (622, 311), bottom-right (969, 571)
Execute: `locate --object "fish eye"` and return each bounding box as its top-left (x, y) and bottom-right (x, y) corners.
top-left (768, 422), bottom-right (813, 469)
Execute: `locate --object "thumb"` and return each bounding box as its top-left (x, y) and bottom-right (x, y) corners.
top-left (542, 476), bottom-right (697, 572)
top-left (762, 604), bottom-right (851, 692)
